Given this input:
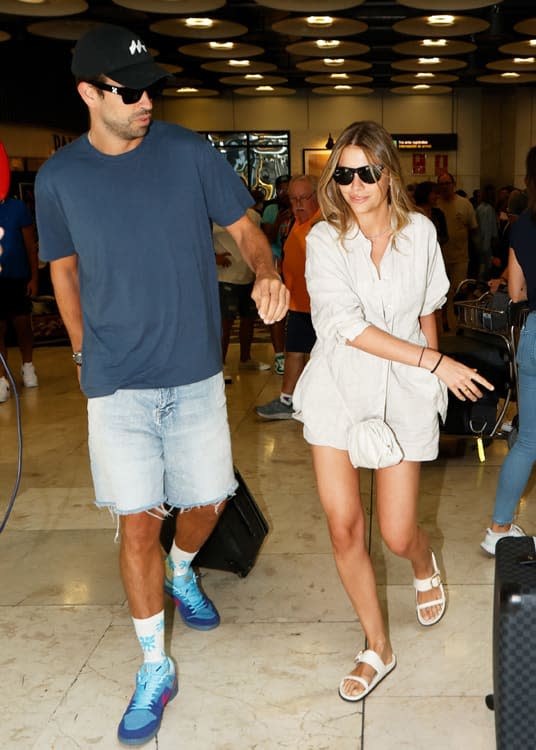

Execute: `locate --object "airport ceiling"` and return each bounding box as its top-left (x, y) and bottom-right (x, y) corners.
top-left (1, 0), bottom-right (536, 131)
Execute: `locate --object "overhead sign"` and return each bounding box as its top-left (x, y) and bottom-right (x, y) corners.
top-left (392, 134), bottom-right (458, 151)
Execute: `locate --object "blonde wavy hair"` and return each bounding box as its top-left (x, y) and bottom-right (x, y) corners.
top-left (317, 120), bottom-right (413, 241)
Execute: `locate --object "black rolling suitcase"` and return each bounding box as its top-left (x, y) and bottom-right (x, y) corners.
top-left (159, 467), bottom-right (268, 577)
top-left (493, 536), bottom-right (536, 749)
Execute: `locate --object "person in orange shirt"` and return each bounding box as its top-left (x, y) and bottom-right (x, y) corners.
top-left (256, 174), bottom-right (320, 419)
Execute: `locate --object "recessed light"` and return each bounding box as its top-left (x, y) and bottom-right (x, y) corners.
top-left (418, 57), bottom-right (441, 64)
top-left (316, 39), bottom-right (340, 49)
top-left (421, 39), bottom-right (447, 47)
top-left (413, 84), bottom-right (431, 89)
top-left (513, 57), bottom-right (535, 64)
top-left (427, 15), bottom-right (455, 27)
top-left (323, 58), bottom-right (345, 66)
top-left (530, 40), bottom-right (536, 47)
top-left (176, 87), bottom-right (199, 93)
top-left (330, 73), bottom-right (348, 79)
top-left (245, 74), bottom-right (263, 79)
top-left (416, 72), bottom-right (435, 78)
top-left (229, 59), bottom-right (250, 66)
top-left (256, 85), bottom-right (274, 91)
top-left (185, 18), bottom-right (213, 28)
top-left (209, 41), bottom-right (234, 49)
top-left (501, 72), bottom-right (520, 78)
top-left (306, 16), bottom-right (333, 27)
top-left (334, 85), bottom-right (351, 90)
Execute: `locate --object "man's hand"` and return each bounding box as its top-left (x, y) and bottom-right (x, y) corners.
top-left (251, 271), bottom-right (290, 325)
top-left (27, 276), bottom-right (38, 297)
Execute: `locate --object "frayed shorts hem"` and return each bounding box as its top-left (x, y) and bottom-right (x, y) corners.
top-left (95, 479), bottom-right (238, 516)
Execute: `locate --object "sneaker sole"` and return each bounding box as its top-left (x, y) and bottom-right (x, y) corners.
top-left (480, 542), bottom-right (496, 556)
top-left (164, 580), bottom-right (220, 631)
top-left (117, 676), bottom-right (178, 746)
top-left (255, 411), bottom-right (294, 420)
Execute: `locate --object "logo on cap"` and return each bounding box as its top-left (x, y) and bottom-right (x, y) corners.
top-left (129, 39), bottom-right (147, 56)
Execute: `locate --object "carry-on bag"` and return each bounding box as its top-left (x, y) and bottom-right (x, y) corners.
top-left (159, 467), bottom-right (269, 577)
top-left (492, 536), bottom-right (536, 749)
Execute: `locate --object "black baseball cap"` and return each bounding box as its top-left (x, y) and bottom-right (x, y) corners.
top-left (71, 24), bottom-right (170, 88)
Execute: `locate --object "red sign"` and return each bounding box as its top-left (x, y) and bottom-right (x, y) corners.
top-left (435, 154), bottom-right (448, 176)
top-left (412, 153), bottom-right (426, 175)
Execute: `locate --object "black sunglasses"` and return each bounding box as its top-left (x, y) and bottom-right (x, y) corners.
top-left (332, 164), bottom-right (384, 185)
top-left (89, 80), bottom-right (165, 105)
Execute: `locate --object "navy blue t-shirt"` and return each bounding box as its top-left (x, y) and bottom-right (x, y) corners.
top-left (510, 209), bottom-right (536, 311)
top-left (0, 198), bottom-right (33, 278)
top-left (35, 121), bottom-right (253, 397)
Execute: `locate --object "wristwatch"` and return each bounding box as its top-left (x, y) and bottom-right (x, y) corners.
top-left (72, 351), bottom-right (83, 366)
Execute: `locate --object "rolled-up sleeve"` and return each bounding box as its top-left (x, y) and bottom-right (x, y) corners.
top-left (420, 220), bottom-right (449, 316)
top-left (306, 223), bottom-right (371, 344)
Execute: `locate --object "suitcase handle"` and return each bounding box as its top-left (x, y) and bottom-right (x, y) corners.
top-left (518, 555), bottom-right (536, 566)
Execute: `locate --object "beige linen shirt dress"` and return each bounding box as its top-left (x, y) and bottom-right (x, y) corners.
top-left (293, 211), bottom-right (450, 462)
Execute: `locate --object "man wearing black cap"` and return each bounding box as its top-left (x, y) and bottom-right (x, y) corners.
top-left (35, 24), bottom-right (288, 747)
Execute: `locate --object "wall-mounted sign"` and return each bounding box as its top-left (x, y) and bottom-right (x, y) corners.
top-left (52, 133), bottom-right (76, 151)
top-left (435, 154), bottom-right (449, 176)
top-left (392, 134), bottom-right (458, 151)
top-left (412, 153), bottom-right (426, 175)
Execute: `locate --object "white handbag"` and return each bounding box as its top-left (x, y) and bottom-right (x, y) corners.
top-left (347, 417), bottom-right (403, 470)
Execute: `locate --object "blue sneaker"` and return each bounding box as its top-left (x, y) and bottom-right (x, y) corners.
top-left (117, 657), bottom-right (178, 746)
top-left (164, 557), bottom-right (220, 630)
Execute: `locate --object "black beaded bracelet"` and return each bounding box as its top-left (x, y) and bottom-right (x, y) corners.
top-left (430, 353), bottom-right (444, 374)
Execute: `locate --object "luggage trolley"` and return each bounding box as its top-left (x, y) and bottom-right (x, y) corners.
top-left (440, 280), bottom-right (528, 458)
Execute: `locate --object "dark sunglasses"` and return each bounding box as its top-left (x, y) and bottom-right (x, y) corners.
top-left (332, 164), bottom-right (384, 185)
top-left (89, 80), bottom-right (165, 105)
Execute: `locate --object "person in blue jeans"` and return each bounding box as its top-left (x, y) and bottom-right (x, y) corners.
top-left (481, 145), bottom-right (536, 555)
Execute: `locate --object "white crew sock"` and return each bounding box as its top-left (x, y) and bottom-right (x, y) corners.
top-left (132, 610), bottom-right (166, 664)
top-left (280, 392), bottom-right (292, 406)
top-left (169, 542), bottom-right (197, 577)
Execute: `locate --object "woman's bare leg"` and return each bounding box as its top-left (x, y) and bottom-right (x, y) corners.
top-left (312, 445), bottom-right (393, 697)
top-left (376, 460), bottom-right (443, 622)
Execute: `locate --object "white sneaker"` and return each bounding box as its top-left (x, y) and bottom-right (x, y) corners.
top-left (238, 359), bottom-right (271, 371)
top-left (480, 523), bottom-right (525, 555)
top-left (0, 376), bottom-right (9, 402)
top-left (21, 362), bottom-right (38, 388)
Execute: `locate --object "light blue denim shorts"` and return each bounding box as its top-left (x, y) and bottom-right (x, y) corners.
top-left (87, 373), bottom-right (237, 515)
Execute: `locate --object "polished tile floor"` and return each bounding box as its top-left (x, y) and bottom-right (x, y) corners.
top-left (1, 343), bottom-right (534, 749)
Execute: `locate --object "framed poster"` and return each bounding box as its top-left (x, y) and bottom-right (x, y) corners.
top-left (303, 149), bottom-right (331, 180)
top-left (412, 153), bottom-right (426, 175)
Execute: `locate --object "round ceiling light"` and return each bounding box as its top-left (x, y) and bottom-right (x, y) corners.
top-left (179, 41), bottom-right (264, 59)
top-left (311, 85), bottom-right (373, 95)
top-left (286, 39), bottom-right (369, 57)
top-left (393, 14), bottom-right (489, 37)
top-left (112, 0), bottom-right (225, 12)
top-left (391, 84), bottom-right (453, 94)
top-left (253, 0), bottom-right (364, 10)
top-left (272, 16), bottom-right (367, 37)
top-left (393, 38), bottom-right (475, 56)
top-left (396, 0), bottom-right (500, 8)
top-left (296, 58), bottom-right (372, 72)
top-left (150, 18), bottom-right (247, 40)
top-left (233, 85), bottom-right (296, 96)
top-left (0, 0), bottom-right (87, 15)
top-left (391, 57), bottom-right (467, 71)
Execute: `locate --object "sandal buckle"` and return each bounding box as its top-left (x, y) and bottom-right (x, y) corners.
top-left (430, 572), bottom-right (442, 589)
